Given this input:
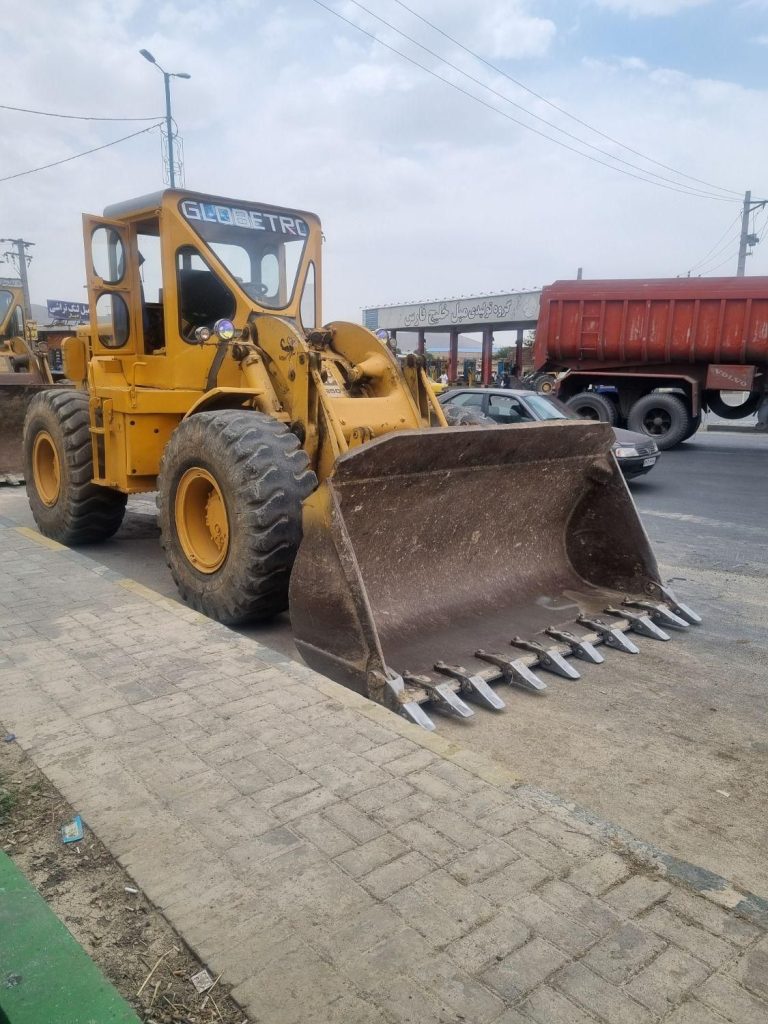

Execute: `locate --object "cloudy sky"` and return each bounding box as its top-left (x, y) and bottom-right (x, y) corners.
top-left (2, 0), bottom-right (768, 321)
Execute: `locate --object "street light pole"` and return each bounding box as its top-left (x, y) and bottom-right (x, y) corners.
top-left (163, 71), bottom-right (175, 187)
top-left (139, 49), bottom-right (190, 188)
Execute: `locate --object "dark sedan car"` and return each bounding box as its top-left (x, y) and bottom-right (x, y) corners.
top-left (439, 388), bottom-right (660, 479)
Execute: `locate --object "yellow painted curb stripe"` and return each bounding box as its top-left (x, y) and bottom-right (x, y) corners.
top-left (15, 526), bottom-right (66, 551)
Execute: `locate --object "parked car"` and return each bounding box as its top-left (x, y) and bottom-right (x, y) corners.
top-left (439, 387), bottom-right (660, 479)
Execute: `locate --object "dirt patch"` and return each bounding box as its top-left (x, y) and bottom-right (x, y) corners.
top-left (0, 731), bottom-right (248, 1024)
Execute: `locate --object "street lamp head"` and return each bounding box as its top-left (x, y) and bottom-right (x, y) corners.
top-left (139, 48), bottom-right (156, 64)
top-left (174, 72), bottom-right (191, 79)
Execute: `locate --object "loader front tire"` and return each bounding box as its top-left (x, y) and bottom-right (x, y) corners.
top-left (23, 390), bottom-right (126, 544)
top-left (157, 410), bottom-right (317, 625)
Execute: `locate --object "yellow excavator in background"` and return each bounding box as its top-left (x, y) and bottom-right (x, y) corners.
top-left (0, 284), bottom-right (55, 478)
top-left (22, 190), bottom-right (699, 728)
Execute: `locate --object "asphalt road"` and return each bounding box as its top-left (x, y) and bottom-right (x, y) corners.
top-left (631, 429), bottom-right (768, 578)
top-left (2, 427), bottom-right (767, 893)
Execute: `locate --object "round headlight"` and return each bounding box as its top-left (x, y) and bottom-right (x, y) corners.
top-left (213, 318), bottom-right (236, 341)
top-left (194, 326), bottom-right (211, 343)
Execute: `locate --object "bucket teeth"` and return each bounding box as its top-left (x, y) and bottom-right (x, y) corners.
top-left (475, 650), bottom-right (548, 693)
top-left (400, 701), bottom-right (437, 731)
top-left (622, 599), bottom-right (689, 630)
top-left (510, 637), bottom-right (581, 680)
top-left (576, 615), bottom-right (640, 654)
top-left (384, 670), bottom-right (436, 731)
top-left (403, 672), bottom-right (475, 719)
top-left (434, 662), bottom-right (506, 711)
top-left (544, 627), bottom-right (604, 664)
top-left (653, 584), bottom-right (703, 625)
top-left (604, 607), bottom-right (670, 641)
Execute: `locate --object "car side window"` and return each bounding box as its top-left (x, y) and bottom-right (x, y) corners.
top-left (449, 392), bottom-right (484, 409)
top-left (487, 395), bottom-right (534, 424)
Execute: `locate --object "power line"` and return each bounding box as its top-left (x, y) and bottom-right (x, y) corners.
top-left (701, 249), bottom-right (740, 275)
top-left (0, 123), bottom-right (163, 184)
top-left (687, 212), bottom-right (742, 273)
top-left (692, 232), bottom-right (741, 274)
top-left (348, 0), bottom-right (741, 198)
top-left (0, 103), bottom-right (161, 122)
top-left (387, 0), bottom-right (742, 199)
top-left (309, 0), bottom-right (737, 201)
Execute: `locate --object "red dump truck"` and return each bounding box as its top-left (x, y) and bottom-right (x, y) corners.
top-left (532, 277), bottom-right (768, 448)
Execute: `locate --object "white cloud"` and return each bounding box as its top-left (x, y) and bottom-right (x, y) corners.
top-left (590, 0), bottom-right (711, 14)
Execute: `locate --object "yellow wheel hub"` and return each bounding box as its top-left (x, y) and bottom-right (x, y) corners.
top-left (32, 431), bottom-right (61, 507)
top-left (175, 467), bottom-right (230, 573)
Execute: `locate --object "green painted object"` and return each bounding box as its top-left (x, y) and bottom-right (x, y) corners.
top-left (0, 851), bottom-right (140, 1023)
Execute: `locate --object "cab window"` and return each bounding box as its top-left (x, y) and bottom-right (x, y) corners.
top-left (176, 246), bottom-right (236, 341)
top-left (10, 305), bottom-right (24, 337)
top-left (300, 262), bottom-right (317, 330)
top-left (0, 290), bottom-right (12, 329)
top-left (137, 225), bottom-right (164, 353)
top-left (487, 395), bottom-right (534, 424)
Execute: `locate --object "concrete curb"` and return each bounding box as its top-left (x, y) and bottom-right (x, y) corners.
top-left (11, 521), bottom-right (768, 929)
top-left (701, 423), bottom-right (764, 434)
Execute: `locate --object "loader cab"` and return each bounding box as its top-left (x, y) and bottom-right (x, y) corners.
top-left (85, 190), bottom-right (322, 392)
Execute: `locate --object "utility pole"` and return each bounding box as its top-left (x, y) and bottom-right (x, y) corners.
top-left (736, 190), bottom-right (767, 276)
top-left (0, 237), bottom-right (34, 317)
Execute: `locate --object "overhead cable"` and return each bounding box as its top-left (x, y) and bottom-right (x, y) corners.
top-left (0, 103), bottom-right (161, 122)
top-left (0, 122), bottom-right (163, 184)
top-left (310, 0), bottom-right (736, 201)
top-left (701, 250), bottom-right (740, 274)
top-left (344, 0), bottom-right (737, 200)
top-left (687, 212), bottom-right (742, 273)
top-left (387, 0), bottom-right (742, 199)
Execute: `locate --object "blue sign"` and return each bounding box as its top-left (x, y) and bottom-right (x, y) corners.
top-left (47, 299), bottom-right (89, 322)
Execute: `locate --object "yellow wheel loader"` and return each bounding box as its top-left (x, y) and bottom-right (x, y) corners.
top-left (23, 190), bottom-right (699, 729)
top-left (0, 285), bottom-right (56, 478)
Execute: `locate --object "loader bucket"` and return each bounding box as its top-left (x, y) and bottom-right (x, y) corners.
top-left (290, 420), bottom-right (694, 725)
top-left (0, 382), bottom-right (53, 478)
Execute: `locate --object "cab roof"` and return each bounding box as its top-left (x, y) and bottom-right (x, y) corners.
top-left (103, 189), bottom-right (319, 224)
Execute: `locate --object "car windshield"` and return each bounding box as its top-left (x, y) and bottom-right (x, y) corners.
top-left (523, 394), bottom-right (574, 420)
top-left (178, 199), bottom-right (309, 310)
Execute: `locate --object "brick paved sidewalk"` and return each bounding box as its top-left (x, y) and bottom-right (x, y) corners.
top-left (1, 520), bottom-right (767, 1024)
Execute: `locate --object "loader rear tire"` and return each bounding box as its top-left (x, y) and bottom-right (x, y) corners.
top-left (23, 390), bottom-right (126, 544)
top-left (157, 410), bottom-right (317, 625)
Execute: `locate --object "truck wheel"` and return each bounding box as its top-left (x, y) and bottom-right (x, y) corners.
top-left (566, 392), bottom-right (618, 425)
top-left (23, 390), bottom-right (126, 544)
top-left (704, 390), bottom-right (762, 419)
top-left (534, 373), bottom-right (557, 395)
top-left (443, 405), bottom-right (491, 425)
top-left (157, 409), bottom-right (317, 625)
top-left (627, 393), bottom-right (690, 449)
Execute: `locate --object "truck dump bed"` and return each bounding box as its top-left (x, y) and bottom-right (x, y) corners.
top-left (534, 277), bottom-right (768, 371)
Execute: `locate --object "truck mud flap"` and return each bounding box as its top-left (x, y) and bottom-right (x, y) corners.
top-left (289, 420), bottom-right (700, 729)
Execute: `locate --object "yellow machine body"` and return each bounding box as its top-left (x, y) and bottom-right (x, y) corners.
top-left (62, 189), bottom-right (448, 493)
